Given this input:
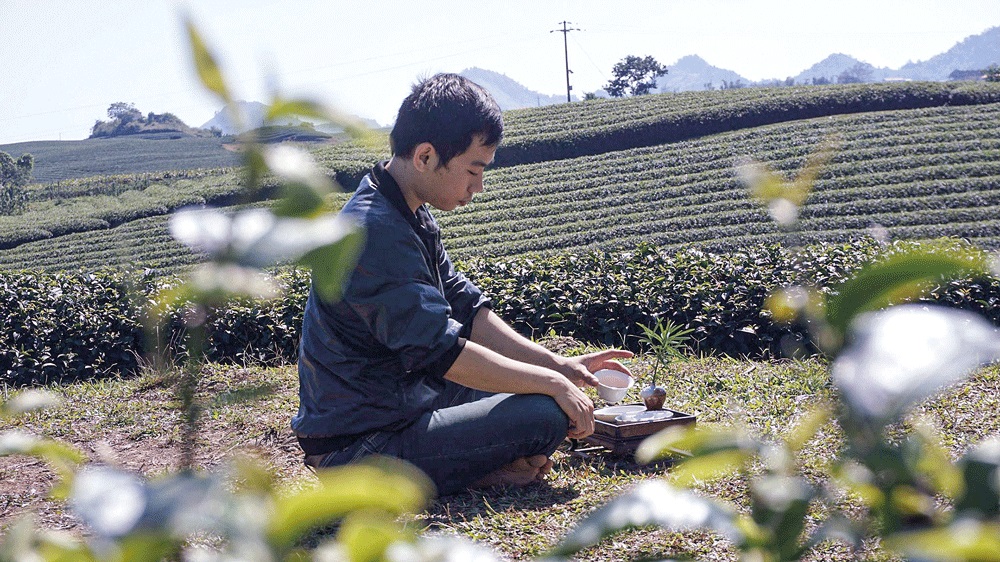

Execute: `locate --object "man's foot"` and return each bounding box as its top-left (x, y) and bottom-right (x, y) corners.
top-left (472, 455), bottom-right (553, 489)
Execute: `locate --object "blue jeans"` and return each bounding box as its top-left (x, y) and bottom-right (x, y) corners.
top-left (308, 382), bottom-right (570, 496)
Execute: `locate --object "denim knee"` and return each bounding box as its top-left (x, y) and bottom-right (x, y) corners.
top-left (510, 394), bottom-right (570, 451)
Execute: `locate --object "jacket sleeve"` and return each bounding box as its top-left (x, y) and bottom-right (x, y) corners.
top-left (343, 221), bottom-right (466, 377)
top-left (438, 244), bottom-right (492, 339)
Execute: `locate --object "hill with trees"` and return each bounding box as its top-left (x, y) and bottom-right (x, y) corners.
top-left (89, 102), bottom-right (215, 139)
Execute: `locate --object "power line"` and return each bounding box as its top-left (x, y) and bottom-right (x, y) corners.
top-left (571, 33), bottom-right (608, 82)
top-left (551, 21), bottom-right (581, 102)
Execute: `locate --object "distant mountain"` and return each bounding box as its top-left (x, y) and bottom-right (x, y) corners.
top-left (896, 26), bottom-right (1000, 80)
top-left (793, 54), bottom-right (893, 84)
top-left (649, 26), bottom-right (1000, 93)
top-left (201, 101), bottom-right (381, 136)
top-left (460, 68), bottom-right (568, 110)
top-left (657, 55), bottom-right (751, 92)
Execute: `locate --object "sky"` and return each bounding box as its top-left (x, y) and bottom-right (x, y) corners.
top-left (2, 0), bottom-right (999, 145)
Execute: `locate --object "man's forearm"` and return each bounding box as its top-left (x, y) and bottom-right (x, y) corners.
top-left (443, 339), bottom-right (565, 396)
top-left (443, 337), bottom-right (596, 439)
top-left (469, 308), bottom-right (566, 372)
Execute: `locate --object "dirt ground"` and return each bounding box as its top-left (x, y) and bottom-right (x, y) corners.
top-left (0, 368), bottom-right (313, 536)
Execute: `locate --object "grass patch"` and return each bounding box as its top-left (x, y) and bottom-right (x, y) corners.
top-left (2, 352), bottom-right (998, 560)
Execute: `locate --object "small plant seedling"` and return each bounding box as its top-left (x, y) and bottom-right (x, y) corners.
top-left (636, 318), bottom-right (692, 410)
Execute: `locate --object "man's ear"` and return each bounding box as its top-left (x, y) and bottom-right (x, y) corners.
top-left (411, 142), bottom-right (437, 172)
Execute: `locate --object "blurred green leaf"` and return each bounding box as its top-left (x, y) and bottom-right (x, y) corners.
top-left (266, 97), bottom-right (382, 147)
top-left (785, 404), bottom-right (831, 454)
top-left (272, 181), bottom-right (330, 218)
top-left (910, 420), bottom-right (964, 500)
top-left (111, 534), bottom-right (178, 562)
top-left (1, 389), bottom-right (62, 417)
top-left (268, 458), bottom-right (432, 548)
top-left (889, 485), bottom-right (935, 521)
top-left (0, 430), bottom-right (85, 485)
top-left (263, 145), bottom-right (335, 217)
top-left (741, 140), bottom-right (834, 227)
top-left (636, 423), bottom-right (758, 464)
top-left (750, 475), bottom-right (814, 560)
top-left (337, 511), bottom-right (407, 562)
top-left (265, 96), bottom-right (374, 142)
top-left (241, 145), bottom-right (268, 194)
top-left (183, 18), bottom-right (233, 106)
top-left (549, 480), bottom-right (744, 557)
top-left (228, 454), bottom-right (277, 495)
top-left (826, 241), bottom-right (991, 335)
top-left (886, 520), bottom-right (1000, 560)
top-left (301, 227), bottom-right (365, 303)
top-left (764, 285), bottom-right (824, 325)
top-left (671, 450), bottom-right (755, 487)
top-left (266, 97), bottom-right (332, 122)
top-left (0, 515), bottom-right (97, 562)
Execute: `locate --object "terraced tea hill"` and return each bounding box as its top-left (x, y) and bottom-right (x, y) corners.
top-left (298, 81), bottom-right (1000, 180)
top-left (496, 81), bottom-right (1000, 165)
top-left (437, 102), bottom-right (1000, 257)
top-left (0, 133), bottom-right (241, 183)
top-left (0, 168), bottom-right (253, 250)
top-left (3, 84), bottom-right (1000, 273)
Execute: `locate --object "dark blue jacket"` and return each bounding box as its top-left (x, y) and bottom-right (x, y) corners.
top-left (292, 163), bottom-right (490, 451)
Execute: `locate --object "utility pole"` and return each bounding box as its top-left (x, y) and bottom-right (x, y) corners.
top-left (551, 21), bottom-right (580, 103)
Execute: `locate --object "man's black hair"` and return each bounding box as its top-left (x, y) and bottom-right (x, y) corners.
top-left (390, 73), bottom-right (503, 167)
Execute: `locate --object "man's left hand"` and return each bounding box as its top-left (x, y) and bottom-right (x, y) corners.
top-left (558, 349), bottom-right (634, 387)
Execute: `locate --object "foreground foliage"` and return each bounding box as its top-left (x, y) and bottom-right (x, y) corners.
top-left (4, 15), bottom-right (1000, 562)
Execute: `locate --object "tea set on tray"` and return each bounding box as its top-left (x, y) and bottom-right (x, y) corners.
top-left (592, 369), bottom-right (675, 424)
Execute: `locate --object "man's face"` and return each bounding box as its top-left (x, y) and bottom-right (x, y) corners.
top-left (424, 137), bottom-right (496, 212)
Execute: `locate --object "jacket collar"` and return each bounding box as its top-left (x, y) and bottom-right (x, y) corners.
top-left (369, 160), bottom-right (439, 235)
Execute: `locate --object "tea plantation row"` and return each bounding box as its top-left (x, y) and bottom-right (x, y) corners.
top-left (5, 239), bottom-right (1000, 387)
top-left (494, 81), bottom-right (1000, 165)
top-left (3, 101), bottom-right (1000, 273)
top-left (1, 82), bottom-right (998, 262)
top-left (438, 102), bottom-right (1000, 255)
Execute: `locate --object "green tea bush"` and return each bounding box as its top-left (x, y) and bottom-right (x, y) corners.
top-left (0, 270), bottom-right (146, 386)
top-left (464, 238), bottom-right (1000, 356)
top-left (3, 239), bottom-right (1000, 387)
top-left (0, 268), bottom-right (310, 387)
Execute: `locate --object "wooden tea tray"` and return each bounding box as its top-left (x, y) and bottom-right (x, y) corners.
top-left (578, 404), bottom-right (696, 456)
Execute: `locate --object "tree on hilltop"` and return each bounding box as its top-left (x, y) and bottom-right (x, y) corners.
top-left (838, 62), bottom-right (875, 84)
top-left (107, 101), bottom-right (142, 123)
top-left (605, 55), bottom-right (669, 97)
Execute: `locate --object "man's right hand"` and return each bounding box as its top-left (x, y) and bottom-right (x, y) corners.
top-left (554, 382), bottom-right (595, 439)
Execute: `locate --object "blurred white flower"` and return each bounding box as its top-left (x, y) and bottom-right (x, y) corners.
top-left (170, 207), bottom-right (355, 268)
top-left (556, 480), bottom-right (742, 554)
top-left (387, 535), bottom-right (502, 562)
top-left (263, 144), bottom-right (333, 192)
top-left (833, 304), bottom-right (1000, 423)
top-left (70, 466), bottom-right (146, 538)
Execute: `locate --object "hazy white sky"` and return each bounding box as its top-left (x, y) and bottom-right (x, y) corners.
top-left (1, 0), bottom-right (998, 144)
